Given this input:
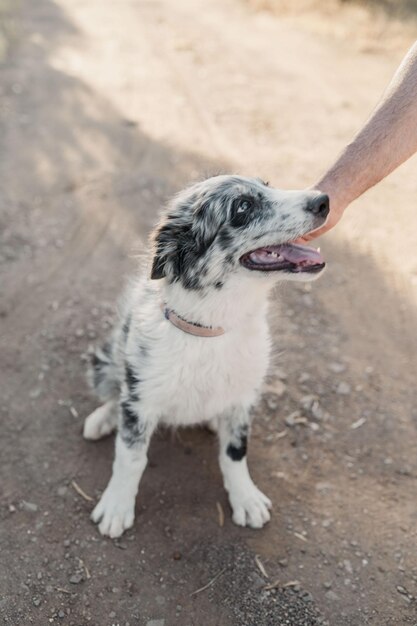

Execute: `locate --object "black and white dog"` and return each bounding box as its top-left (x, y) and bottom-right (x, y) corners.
top-left (84, 175), bottom-right (329, 538)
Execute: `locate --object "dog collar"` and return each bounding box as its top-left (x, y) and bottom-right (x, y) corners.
top-left (161, 304), bottom-right (225, 337)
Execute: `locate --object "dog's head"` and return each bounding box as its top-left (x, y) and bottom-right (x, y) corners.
top-left (150, 175), bottom-right (329, 290)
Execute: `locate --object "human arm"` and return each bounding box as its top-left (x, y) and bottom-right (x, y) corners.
top-left (299, 41), bottom-right (417, 242)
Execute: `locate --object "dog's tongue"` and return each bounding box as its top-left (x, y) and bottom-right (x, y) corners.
top-left (278, 243), bottom-right (324, 265)
top-left (249, 243), bottom-right (324, 266)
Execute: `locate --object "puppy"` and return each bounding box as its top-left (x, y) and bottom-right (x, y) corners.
top-left (84, 175), bottom-right (328, 538)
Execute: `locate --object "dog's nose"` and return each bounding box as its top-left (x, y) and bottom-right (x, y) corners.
top-left (305, 194), bottom-right (329, 218)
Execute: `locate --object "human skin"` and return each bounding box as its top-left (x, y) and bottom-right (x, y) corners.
top-left (298, 41), bottom-right (417, 243)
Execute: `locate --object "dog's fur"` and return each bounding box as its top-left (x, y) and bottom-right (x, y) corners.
top-left (84, 175), bottom-right (328, 538)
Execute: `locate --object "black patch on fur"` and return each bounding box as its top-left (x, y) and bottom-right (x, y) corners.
top-left (125, 362), bottom-right (140, 401)
top-left (227, 434), bottom-right (248, 461)
top-left (182, 273), bottom-right (202, 290)
top-left (120, 401), bottom-right (146, 447)
top-left (215, 281), bottom-right (224, 289)
top-left (91, 348), bottom-right (110, 389)
top-left (218, 228), bottom-right (234, 251)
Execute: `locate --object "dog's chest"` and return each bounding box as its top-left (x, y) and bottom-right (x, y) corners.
top-left (142, 322), bottom-right (270, 424)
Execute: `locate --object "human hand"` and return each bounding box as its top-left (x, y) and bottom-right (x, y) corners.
top-left (296, 203), bottom-right (344, 243)
top-left (296, 186), bottom-right (346, 244)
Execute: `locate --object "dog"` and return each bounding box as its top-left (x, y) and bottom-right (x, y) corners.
top-left (83, 174), bottom-right (329, 538)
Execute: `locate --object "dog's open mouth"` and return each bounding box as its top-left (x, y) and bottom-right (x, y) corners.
top-left (240, 243), bottom-right (325, 273)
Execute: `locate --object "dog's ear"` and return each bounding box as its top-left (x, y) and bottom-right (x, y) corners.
top-left (150, 250), bottom-right (166, 280)
top-left (150, 217), bottom-right (190, 280)
top-left (149, 191), bottom-right (221, 282)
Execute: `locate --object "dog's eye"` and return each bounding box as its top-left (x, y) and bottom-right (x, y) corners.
top-left (236, 199), bottom-right (252, 214)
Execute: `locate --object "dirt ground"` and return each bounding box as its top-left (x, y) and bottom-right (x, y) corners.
top-left (1, 1), bottom-right (417, 625)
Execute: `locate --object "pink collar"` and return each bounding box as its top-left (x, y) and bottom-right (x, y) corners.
top-left (161, 304), bottom-right (225, 337)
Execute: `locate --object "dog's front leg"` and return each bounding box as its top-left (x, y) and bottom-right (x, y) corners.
top-left (218, 407), bottom-right (272, 529)
top-left (91, 397), bottom-right (156, 538)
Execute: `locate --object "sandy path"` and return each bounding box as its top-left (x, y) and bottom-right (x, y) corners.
top-left (1, 1), bottom-right (416, 624)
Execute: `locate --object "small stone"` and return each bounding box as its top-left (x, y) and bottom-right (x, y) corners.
top-left (278, 558), bottom-right (288, 568)
top-left (21, 501), bottom-right (38, 512)
top-left (325, 590), bottom-right (340, 602)
top-left (33, 598), bottom-right (41, 607)
top-left (336, 381), bottom-right (351, 395)
top-left (146, 621), bottom-right (165, 626)
top-left (58, 610), bottom-right (65, 618)
top-left (323, 581), bottom-right (332, 589)
top-left (172, 551), bottom-right (182, 560)
top-left (57, 486), bottom-right (68, 497)
top-left (397, 585), bottom-right (408, 595)
top-left (69, 574), bottom-right (83, 584)
top-left (109, 612), bottom-right (116, 619)
top-left (301, 591), bottom-right (314, 603)
top-left (75, 328), bottom-right (84, 338)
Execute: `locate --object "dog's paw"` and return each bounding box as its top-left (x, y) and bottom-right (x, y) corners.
top-left (91, 487), bottom-right (135, 538)
top-left (229, 486), bottom-right (272, 529)
top-left (83, 403), bottom-right (116, 441)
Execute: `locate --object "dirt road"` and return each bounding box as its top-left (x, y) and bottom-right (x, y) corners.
top-left (1, 1), bottom-right (417, 624)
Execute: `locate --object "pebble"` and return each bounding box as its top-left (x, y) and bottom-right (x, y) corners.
top-left (69, 574), bottom-right (83, 584)
top-left (301, 591), bottom-right (314, 603)
top-left (146, 620), bottom-right (165, 626)
top-left (58, 610), bottom-right (65, 618)
top-left (336, 382), bottom-right (351, 395)
top-left (325, 590), bottom-right (340, 602)
top-left (32, 598), bottom-right (41, 607)
top-left (21, 501), bottom-right (38, 512)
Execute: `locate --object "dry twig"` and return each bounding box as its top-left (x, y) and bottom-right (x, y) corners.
top-left (71, 480), bottom-right (94, 502)
top-left (190, 568), bottom-right (226, 596)
top-left (216, 501), bottom-right (224, 527)
top-left (255, 554), bottom-right (269, 579)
